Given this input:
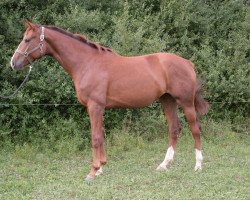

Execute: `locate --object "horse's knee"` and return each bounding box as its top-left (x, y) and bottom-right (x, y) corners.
top-left (92, 134), bottom-right (103, 148)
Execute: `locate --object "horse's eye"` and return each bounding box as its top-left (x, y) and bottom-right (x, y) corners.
top-left (25, 38), bottom-right (31, 43)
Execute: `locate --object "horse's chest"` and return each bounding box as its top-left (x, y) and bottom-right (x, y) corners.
top-left (74, 75), bottom-right (108, 107)
top-left (74, 84), bottom-right (91, 106)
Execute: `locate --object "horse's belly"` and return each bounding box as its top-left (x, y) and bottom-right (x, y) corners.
top-left (106, 81), bottom-right (165, 108)
top-left (106, 96), bottom-right (157, 108)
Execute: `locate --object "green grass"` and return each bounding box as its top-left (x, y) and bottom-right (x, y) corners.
top-left (0, 123), bottom-right (249, 200)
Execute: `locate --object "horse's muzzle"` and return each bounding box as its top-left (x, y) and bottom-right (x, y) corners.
top-left (11, 59), bottom-right (24, 70)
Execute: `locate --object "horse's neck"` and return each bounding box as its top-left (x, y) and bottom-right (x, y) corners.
top-left (46, 30), bottom-right (95, 78)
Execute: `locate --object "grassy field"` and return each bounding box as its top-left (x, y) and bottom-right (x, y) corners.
top-left (0, 122), bottom-right (249, 200)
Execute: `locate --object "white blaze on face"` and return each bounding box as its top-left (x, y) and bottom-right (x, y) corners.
top-left (157, 146), bottom-right (175, 170)
top-left (10, 42), bottom-right (23, 69)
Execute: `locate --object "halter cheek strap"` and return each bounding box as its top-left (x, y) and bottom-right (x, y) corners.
top-left (16, 26), bottom-right (45, 66)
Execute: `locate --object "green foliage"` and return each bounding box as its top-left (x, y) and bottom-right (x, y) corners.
top-left (0, 0), bottom-right (249, 146)
top-left (111, 1), bottom-right (166, 55)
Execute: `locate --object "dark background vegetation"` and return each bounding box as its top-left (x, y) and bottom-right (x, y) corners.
top-left (0, 0), bottom-right (249, 148)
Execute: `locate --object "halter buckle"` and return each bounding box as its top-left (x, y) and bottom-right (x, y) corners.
top-left (40, 34), bottom-right (45, 41)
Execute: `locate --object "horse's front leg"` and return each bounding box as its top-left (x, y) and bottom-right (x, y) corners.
top-left (95, 126), bottom-right (106, 176)
top-left (85, 101), bottom-right (105, 182)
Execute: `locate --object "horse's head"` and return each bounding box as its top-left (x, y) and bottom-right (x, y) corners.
top-left (10, 19), bottom-right (46, 70)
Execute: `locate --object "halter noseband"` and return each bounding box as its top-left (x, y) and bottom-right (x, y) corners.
top-left (16, 26), bottom-right (45, 66)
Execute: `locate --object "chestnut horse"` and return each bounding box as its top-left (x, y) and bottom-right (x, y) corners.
top-left (10, 20), bottom-right (209, 181)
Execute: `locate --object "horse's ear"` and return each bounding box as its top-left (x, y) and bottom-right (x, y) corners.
top-left (24, 19), bottom-right (35, 30)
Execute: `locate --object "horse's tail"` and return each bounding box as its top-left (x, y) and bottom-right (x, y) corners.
top-left (194, 81), bottom-right (209, 116)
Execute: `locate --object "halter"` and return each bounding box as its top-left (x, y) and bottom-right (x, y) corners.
top-left (16, 26), bottom-right (45, 65)
top-left (0, 27), bottom-right (45, 99)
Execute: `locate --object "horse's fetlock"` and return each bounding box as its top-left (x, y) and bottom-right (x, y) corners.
top-left (100, 160), bottom-right (107, 165)
top-left (92, 164), bottom-right (101, 170)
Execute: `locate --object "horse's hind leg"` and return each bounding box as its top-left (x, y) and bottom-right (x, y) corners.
top-left (180, 102), bottom-right (203, 171)
top-left (157, 94), bottom-right (181, 171)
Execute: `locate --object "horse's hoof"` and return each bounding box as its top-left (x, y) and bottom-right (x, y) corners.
top-left (194, 165), bottom-right (202, 171)
top-left (156, 165), bottom-right (167, 171)
top-left (85, 175), bottom-right (94, 184)
top-left (95, 167), bottom-right (103, 176)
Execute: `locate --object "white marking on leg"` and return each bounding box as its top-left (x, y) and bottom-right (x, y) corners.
top-left (157, 146), bottom-right (175, 171)
top-left (85, 175), bottom-right (94, 184)
top-left (194, 149), bottom-right (203, 171)
top-left (95, 167), bottom-right (103, 176)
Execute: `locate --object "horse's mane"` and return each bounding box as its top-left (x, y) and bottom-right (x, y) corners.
top-left (45, 26), bottom-right (113, 53)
